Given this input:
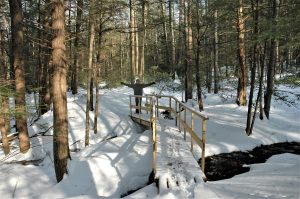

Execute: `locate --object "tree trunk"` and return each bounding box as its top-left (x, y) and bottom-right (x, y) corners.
top-left (195, 2), bottom-right (203, 111)
top-left (89, 75), bottom-right (94, 111)
top-left (176, 0), bottom-right (184, 68)
top-left (94, 27), bottom-right (102, 134)
top-left (9, 0), bottom-right (30, 153)
top-left (51, 0), bottom-right (69, 182)
top-left (259, 42), bottom-right (267, 120)
top-left (37, 0), bottom-right (42, 117)
top-left (39, 0), bottom-right (51, 115)
top-left (213, 9), bottom-right (219, 94)
top-left (85, 0), bottom-right (95, 146)
top-left (71, 0), bottom-right (83, 95)
top-left (185, 0), bottom-right (193, 101)
top-left (134, 8), bottom-right (139, 78)
top-left (206, 38), bottom-right (212, 93)
top-left (246, 0), bottom-right (259, 136)
top-left (130, 0), bottom-right (135, 83)
top-left (0, 94), bottom-right (10, 155)
top-left (0, 21), bottom-right (10, 155)
top-left (154, 30), bottom-right (159, 66)
top-left (139, 0), bottom-right (147, 81)
top-left (236, 0), bottom-right (247, 106)
top-left (204, 0), bottom-right (211, 93)
top-left (160, 1), bottom-right (169, 67)
top-left (68, 0), bottom-right (72, 72)
top-left (120, 32), bottom-right (124, 78)
top-left (169, 0), bottom-right (175, 78)
top-left (264, 0), bottom-right (278, 119)
top-left (0, 66), bottom-right (10, 155)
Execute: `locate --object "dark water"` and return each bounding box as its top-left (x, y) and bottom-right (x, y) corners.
top-left (200, 142), bottom-right (300, 181)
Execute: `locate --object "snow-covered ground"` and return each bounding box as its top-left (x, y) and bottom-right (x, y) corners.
top-left (0, 82), bottom-right (299, 198)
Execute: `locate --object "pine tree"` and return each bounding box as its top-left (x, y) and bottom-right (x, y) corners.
top-left (9, 0), bottom-right (30, 153)
top-left (51, 0), bottom-right (69, 182)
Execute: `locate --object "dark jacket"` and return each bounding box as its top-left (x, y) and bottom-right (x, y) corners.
top-left (121, 82), bottom-right (155, 96)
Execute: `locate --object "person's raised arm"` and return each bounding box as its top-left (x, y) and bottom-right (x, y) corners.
top-left (143, 82), bottom-right (155, 88)
top-left (121, 82), bottom-right (133, 88)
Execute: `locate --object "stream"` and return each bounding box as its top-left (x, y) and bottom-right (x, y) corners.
top-left (200, 142), bottom-right (300, 181)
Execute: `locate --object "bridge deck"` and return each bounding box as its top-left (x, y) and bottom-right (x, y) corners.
top-left (131, 112), bottom-right (204, 193)
top-left (155, 120), bottom-right (204, 193)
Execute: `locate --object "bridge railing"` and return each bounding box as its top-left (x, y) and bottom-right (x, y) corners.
top-left (129, 95), bottom-right (155, 124)
top-left (129, 95), bottom-right (158, 177)
top-left (146, 95), bottom-right (208, 176)
top-left (129, 94), bottom-right (208, 178)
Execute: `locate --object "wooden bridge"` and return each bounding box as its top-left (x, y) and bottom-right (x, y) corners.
top-left (129, 95), bottom-right (208, 193)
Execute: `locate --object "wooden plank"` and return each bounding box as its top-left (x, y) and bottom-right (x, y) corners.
top-left (183, 122), bottom-right (203, 149)
top-left (175, 116), bottom-right (203, 149)
top-left (145, 95), bottom-right (209, 120)
top-left (130, 105), bottom-right (152, 111)
top-left (140, 119), bottom-right (151, 127)
top-left (130, 115), bottom-right (152, 127)
top-left (155, 124), bottom-right (205, 191)
top-left (156, 105), bottom-right (172, 111)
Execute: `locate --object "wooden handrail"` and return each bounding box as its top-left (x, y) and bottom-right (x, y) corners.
top-left (129, 94), bottom-right (208, 178)
top-left (148, 94), bottom-right (208, 120)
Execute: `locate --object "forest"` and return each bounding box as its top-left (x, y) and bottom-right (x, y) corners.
top-left (0, 0), bottom-right (299, 198)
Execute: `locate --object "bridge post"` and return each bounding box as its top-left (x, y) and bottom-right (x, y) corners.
top-left (129, 96), bottom-right (132, 116)
top-left (175, 101), bottom-right (178, 126)
top-left (156, 96), bottom-right (159, 117)
top-left (178, 104), bottom-right (181, 131)
top-left (184, 108), bottom-right (186, 140)
top-left (169, 97), bottom-right (171, 117)
top-left (191, 112), bottom-right (194, 152)
top-left (201, 119), bottom-right (207, 175)
top-left (146, 97), bottom-right (149, 114)
top-left (151, 97), bottom-right (157, 178)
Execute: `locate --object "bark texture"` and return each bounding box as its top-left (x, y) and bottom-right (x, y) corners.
top-left (71, 0), bottom-right (83, 95)
top-left (264, 0), bottom-right (278, 119)
top-left (85, 0), bottom-right (95, 146)
top-left (236, 0), bottom-right (247, 106)
top-left (9, 0), bottom-right (30, 153)
top-left (51, 0), bottom-right (69, 182)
